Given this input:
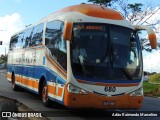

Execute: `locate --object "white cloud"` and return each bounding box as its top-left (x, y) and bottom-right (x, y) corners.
top-left (143, 49), bottom-right (160, 73)
top-left (0, 13), bottom-right (25, 55)
top-left (139, 7), bottom-right (160, 73)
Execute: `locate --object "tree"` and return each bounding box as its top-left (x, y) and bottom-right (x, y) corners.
top-left (112, 0), bottom-right (160, 51)
top-left (0, 54), bottom-right (7, 64)
top-left (88, 0), bottom-right (160, 51)
top-left (127, 3), bottom-right (143, 24)
top-left (88, 0), bottom-right (160, 28)
top-left (88, 0), bottom-right (117, 6)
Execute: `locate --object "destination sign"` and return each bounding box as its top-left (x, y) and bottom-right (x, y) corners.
top-left (75, 25), bottom-right (105, 31)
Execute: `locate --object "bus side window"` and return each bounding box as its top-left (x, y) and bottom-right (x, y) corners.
top-left (45, 21), bottom-right (62, 58)
top-left (23, 28), bottom-right (32, 48)
top-left (30, 24), bottom-right (43, 47)
top-left (10, 35), bottom-right (18, 50)
top-left (15, 32), bottom-right (24, 49)
top-left (57, 39), bottom-right (67, 70)
top-left (45, 20), bottom-right (67, 70)
top-left (57, 23), bottom-right (67, 70)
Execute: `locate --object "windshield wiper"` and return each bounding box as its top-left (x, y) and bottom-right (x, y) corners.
top-left (121, 67), bottom-right (133, 80)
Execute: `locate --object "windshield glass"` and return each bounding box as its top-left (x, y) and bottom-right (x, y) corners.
top-left (71, 23), bottom-right (142, 80)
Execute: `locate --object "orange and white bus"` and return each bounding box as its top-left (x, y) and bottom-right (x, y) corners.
top-left (7, 4), bottom-right (157, 109)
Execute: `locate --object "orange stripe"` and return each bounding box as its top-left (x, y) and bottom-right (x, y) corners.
top-left (57, 87), bottom-right (63, 97)
top-left (34, 81), bottom-right (39, 89)
top-left (21, 77), bottom-right (28, 85)
top-left (77, 79), bottom-right (139, 87)
top-left (15, 76), bottom-right (38, 89)
top-left (48, 85), bottom-right (63, 97)
top-left (57, 4), bottom-right (124, 20)
top-left (48, 85), bottom-right (56, 95)
top-left (16, 75), bottom-right (21, 83)
top-left (45, 53), bottom-right (67, 76)
top-left (27, 79), bottom-right (39, 89)
top-left (46, 57), bottom-right (67, 79)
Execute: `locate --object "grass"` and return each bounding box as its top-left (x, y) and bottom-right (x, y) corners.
top-left (143, 81), bottom-right (160, 97)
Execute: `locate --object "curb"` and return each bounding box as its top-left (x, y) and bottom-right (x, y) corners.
top-left (0, 95), bottom-right (49, 120)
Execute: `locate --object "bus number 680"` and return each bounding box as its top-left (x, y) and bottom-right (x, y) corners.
top-left (104, 86), bottom-right (116, 92)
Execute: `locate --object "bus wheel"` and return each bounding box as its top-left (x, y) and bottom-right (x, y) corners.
top-left (42, 81), bottom-right (51, 107)
top-left (12, 73), bottom-right (19, 91)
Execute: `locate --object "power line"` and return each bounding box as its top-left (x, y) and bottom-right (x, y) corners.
top-left (140, 7), bottom-right (160, 25)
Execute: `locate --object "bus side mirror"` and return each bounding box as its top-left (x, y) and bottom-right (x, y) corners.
top-left (63, 18), bottom-right (73, 41)
top-left (134, 25), bottom-right (157, 49)
top-left (0, 41), bottom-right (2, 45)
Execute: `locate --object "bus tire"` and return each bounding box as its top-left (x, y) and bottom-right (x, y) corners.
top-left (42, 81), bottom-right (51, 107)
top-left (12, 73), bottom-right (19, 91)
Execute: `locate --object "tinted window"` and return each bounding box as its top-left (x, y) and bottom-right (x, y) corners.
top-left (23, 28), bottom-right (33, 48)
top-left (10, 35), bottom-right (18, 50)
top-left (30, 24), bottom-right (43, 47)
top-left (45, 21), bottom-right (64, 58)
top-left (15, 32), bottom-right (24, 49)
top-left (45, 21), bottom-right (67, 70)
top-left (71, 23), bottom-right (142, 80)
top-left (57, 36), bottom-right (67, 70)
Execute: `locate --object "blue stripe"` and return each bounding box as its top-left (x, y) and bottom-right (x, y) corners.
top-left (7, 64), bottom-right (66, 85)
top-left (75, 75), bottom-right (141, 84)
top-left (46, 54), bottom-right (67, 77)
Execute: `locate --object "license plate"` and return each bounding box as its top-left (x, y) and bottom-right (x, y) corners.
top-left (104, 101), bottom-right (116, 106)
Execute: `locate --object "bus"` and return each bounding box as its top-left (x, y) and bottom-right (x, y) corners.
top-left (7, 4), bottom-right (157, 109)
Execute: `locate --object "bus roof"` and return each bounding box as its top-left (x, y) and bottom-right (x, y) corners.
top-left (11, 4), bottom-right (129, 37)
top-left (56, 4), bottom-right (124, 20)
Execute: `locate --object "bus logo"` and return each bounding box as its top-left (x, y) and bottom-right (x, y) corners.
top-left (104, 86), bottom-right (116, 92)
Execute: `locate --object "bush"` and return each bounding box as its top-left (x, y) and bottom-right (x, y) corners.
top-left (148, 73), bottom-right (160, 83)
top-left (143, 82), bottom-right (159, 94)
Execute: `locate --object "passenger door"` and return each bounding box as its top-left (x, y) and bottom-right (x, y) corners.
top-left (45, 20), bottom-right (66, 100)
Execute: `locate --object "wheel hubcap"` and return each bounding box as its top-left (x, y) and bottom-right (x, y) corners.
top-left (42, 86), bottom-right (48, 101)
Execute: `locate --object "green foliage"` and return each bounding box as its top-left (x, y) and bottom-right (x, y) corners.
top-left (0, 55), bottom-right (7, 64)
top-left (143, 82), bottom-right (159, 93)
top-left (143, 74), bottom-right (160, 97)
top-left (88, 0), bottom-right (117, 6)
top-left (148, 73), bottom-right (160, 83)
top-left (0, 59), bottom-right (3, 64)
top-left (127, 3), bottom-right (143, 13)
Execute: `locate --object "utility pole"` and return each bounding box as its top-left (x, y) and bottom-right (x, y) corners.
top-left (5, 48), bottom-right (6, 56)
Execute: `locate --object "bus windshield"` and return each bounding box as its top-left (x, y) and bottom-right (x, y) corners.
top-left (70, 23), bottom-right (142, 80)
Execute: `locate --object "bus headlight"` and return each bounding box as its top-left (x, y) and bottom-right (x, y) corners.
top-left (67, 84), bottom-right (89, 94)
top-left (130, 87), bottom-right (143, 96)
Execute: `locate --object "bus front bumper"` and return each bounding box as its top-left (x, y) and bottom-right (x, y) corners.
top-left (64, 90), bottom-right (144, 109)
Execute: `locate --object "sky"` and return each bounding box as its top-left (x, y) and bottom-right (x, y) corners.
top-left (0, 0), bottom-right (160, 72)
